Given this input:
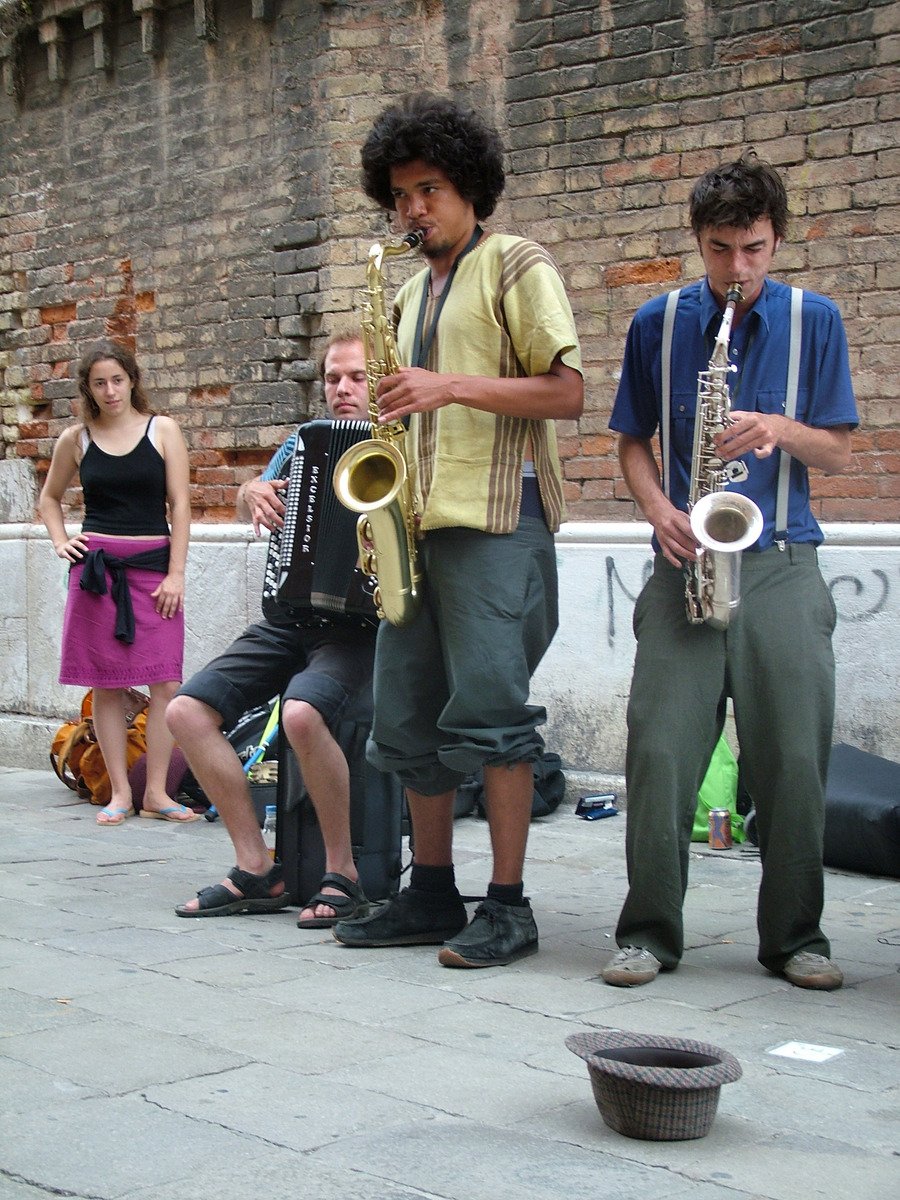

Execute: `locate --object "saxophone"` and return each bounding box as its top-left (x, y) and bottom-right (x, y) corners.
top-left (685, 282), bottom-right (764, 629)
top-left (332, 231), bottom-right (425, 627)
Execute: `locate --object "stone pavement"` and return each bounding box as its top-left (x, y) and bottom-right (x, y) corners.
top-left (1, 765), bottom-right (897, 1200)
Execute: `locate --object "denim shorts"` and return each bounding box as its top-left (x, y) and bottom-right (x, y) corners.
top-left (177, 618), bottom-right (375, 732)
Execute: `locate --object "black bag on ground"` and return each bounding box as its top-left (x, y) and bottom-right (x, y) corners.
top-left (275, 687), bottom-right (403, 905)
top-left (530, 751), bottom-right (567, 817)
top-left (455, 751), bottom-right (566, 820)
top-left (823, 743), bottom-right (900, 878)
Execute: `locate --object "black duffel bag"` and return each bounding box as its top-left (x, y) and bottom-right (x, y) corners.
top-left (822, 743), bottom-right (900, 878)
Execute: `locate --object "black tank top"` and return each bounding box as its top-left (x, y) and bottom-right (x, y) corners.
top-left (80, 418), bottom-right (170, 536)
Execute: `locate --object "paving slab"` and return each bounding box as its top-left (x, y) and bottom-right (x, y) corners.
top-left (124, 1151), bottom-right (495, 1200)
top-left (311, 1119), bottom-right (759, 1200)
top-left (1, 765), bottom-right (898, 1200)
top-left (0, 1053), bottom-right (96, 1113)
top-left (0, 938), bottom-right (153, 999)
top-left (143, 1060), bottom-right (432, 1151)
top-left (0, 1094), bottom-right (262, 1197)
top-left (2, 1011), bottom-right (248, 1090)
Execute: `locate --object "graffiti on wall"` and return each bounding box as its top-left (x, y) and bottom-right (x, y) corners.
top-left (603, 556), bottom-right (653, 648)
top-left (828, 570), bottom-right (894, 621)
top-left (602, 556), bottom-right (897, 646)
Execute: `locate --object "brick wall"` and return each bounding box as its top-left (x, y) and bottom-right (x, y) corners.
top-left (1, 0), bottom-right (897, 523)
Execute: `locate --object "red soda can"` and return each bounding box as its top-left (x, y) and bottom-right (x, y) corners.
top-left (708, 808), bottom-right (733, 849)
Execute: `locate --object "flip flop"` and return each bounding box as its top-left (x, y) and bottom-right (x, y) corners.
top-left (139, 805), bottom-right (200, 823)
top-left (96, 807), bottom-right (133, 826)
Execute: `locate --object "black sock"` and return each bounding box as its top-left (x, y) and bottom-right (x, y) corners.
top-left (487, 881), bottom-right (526, 907)
top-left (410, 863), bottom-right (458, 895)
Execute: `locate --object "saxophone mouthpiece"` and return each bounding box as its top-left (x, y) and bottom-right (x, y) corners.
top-left (725, 282), bottom-right (743, 307)
top-left (402, 229), bottom-right (425, 249)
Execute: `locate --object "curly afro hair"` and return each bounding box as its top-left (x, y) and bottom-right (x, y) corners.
top-left (361, 92), bottom-right (506, 221)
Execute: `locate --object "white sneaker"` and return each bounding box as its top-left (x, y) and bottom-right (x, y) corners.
top-left (601, 945), bottom-right (662, 987)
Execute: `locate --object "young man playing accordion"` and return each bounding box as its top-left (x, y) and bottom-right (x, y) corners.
top-left (170, 334), bottom-right (377, 927)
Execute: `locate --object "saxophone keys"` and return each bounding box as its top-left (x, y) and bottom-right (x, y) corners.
top-left (372, 586), bottom-right (385, 621)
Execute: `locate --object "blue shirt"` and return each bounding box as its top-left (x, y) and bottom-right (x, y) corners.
top-left (610, 278), bottom-right (858, 550)
top-left (260, 435), bottom-right (296, 482)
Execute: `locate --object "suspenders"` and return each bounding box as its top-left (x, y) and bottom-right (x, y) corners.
top-left (775, 286), bottom-right (804, 548)
top-left (660, 287), bottom-right (681, 502)
top-left (660, 285), bottom-right (803, 549)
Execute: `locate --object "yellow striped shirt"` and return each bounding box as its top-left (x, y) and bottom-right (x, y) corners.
top-left (393, 232), bottom-right (582, 534)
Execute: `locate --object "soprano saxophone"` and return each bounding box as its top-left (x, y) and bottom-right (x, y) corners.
top-left (685, 282), bottom-right (764, 628)
top-left (332, 231), bottom-right (425, 627)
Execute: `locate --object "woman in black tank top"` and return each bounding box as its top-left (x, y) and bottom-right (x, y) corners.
top-left (39, 340), bottom-right (195, 827)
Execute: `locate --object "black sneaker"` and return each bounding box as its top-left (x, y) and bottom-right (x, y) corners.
top-left (437, 898), bottom-right (538, 968)
top-left (332, 887), bottom-right (467, 947)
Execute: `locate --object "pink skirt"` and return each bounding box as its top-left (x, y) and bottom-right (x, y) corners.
top-left (60, 534), bottom-right (184, 688)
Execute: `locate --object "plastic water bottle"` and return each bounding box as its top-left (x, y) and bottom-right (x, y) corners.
top-left (262, 804), bottom-right (277, 859)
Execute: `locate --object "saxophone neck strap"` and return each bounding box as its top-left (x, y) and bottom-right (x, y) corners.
top-left (660, 287), bottom-right (681, 500)
top-left (774, 286), bottom-right (803, 548)
top-left (412, 224), bottom-right (483, 368)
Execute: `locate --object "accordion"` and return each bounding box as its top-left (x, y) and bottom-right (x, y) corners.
top-left (262, 419), bottom-right (379, 626)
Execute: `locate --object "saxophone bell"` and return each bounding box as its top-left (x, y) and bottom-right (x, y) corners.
top-left (689, 491), bottom-right (764, 629)
top-left (332, 439), bottom-right (424, 628)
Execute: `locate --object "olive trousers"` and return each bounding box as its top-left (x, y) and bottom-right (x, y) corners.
top-left (615, 544), bottom-right (837, 973)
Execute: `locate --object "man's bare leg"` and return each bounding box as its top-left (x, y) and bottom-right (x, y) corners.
top-left (481, 761), bottom-right (533, 885)
top-left (406, 788), bottom-right (456, 864)
top-left (167, 695), bottom-right (282, 911)
top-left (283, 699), bottom-right (361, 922)
top-left (435, 761), bottom-right (538, 968)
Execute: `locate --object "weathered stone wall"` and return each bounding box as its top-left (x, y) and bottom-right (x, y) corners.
top-left (3, 521), bottom-right (899, 774)
top-left (1, 0), bottom-right (898, 524)
top-left (2, 0), bottom-right (322, 518)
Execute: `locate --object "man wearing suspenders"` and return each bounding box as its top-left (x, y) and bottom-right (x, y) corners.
top-left (604, 154), bottom-right (858, 991)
